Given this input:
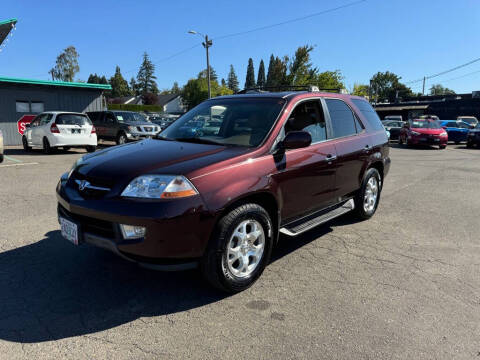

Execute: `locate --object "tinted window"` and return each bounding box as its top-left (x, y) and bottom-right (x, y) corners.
top-left (286, 100), bottom-right (327, 143)
top-left (458, 122), bottom-right (469, 129)
top-left (114, 112), bottom-right (146, 123)
top-left (87, 112), bottom-right (103, 123)
top-left (326, 99), bottom-right (357, 138)
top-left (56, 114), bottom-right (91, 125)
top-left (162, 98), bottom-right (285, 147)
top-left (352, 99), bottom-right (384, 131)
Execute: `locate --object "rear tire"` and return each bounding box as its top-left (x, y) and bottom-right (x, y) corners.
top-left (353, 168), bottom-right (382, 220)
top-left (116, 132), bottom-right (127, 145)
top-left (22, 136), bottom-right (31, 152)
top-left (200, 203), bottom-right (273, 293)
top-left (466, 141), bottom-right (473, 148)
top-left (86, 146), bottom-right (96, 153)
top-left (398, 136), bottom-right (403, 145)
top-left (43, 137), bottom-right (53, 154)
top-left (0, 154), bottom-right (3, 163)
top-left (439, 145), bottom-right (446, 149)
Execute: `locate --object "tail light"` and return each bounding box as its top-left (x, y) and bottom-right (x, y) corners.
top-left (50, 123), bottom-right (60, 133)
top-left (91, 126), bottom-right (96, 134)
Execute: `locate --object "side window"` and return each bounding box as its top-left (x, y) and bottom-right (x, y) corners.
top-left (351, 99), bottom-right (385, 131)
top-left (30, 115), bottom-right (42, 127)
top-left (458, 122), bottom-right (469, 129)
top-left (325, 99), bottom-right (357, 138)
top-left (106, 113), bottom-right (116, 124)
top-left (285, 100), bottom-right (327, 144)
top-left (354, 114), bottom-right (365, 132)
top-left (40, 114), bottom-right (51, 126)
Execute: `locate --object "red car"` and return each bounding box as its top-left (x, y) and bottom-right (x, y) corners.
top-left (57, 90), bottom-right (390, 292)
top-left (399, 119), bottom-right (448, 149)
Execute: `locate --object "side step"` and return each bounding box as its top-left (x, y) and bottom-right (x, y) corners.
top-left (280, 199), bottom-right (355, 237)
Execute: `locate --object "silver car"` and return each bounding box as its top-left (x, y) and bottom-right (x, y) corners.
top-left (0, 129), bottom-right (3, 163)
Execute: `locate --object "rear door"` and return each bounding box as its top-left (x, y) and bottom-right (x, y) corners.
top-left (324, 98), bottom-right (371, 199)
top-left (104, 112), bottom-right (118, 138)
top-left (27, 115), bottom-right (42, 146)
top-left (32, 114), bottom-right (52, 145)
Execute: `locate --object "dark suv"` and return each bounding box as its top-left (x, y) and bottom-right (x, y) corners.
top-left (87, 111), bottom-right (160, 145)
top-left (58, 91), bottom-right (390, 292)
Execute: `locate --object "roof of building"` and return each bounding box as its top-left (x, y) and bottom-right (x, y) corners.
top-left (156, 94), bottom-right (180, 106)
top-left (0, 76), bottom-right (112, 90)
top-left (0, 18), bottom-right (17, 46)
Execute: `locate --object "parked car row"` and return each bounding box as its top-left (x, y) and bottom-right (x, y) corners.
top-left (19, 110), bottom-right (181, 154)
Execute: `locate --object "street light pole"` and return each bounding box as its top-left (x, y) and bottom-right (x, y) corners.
top-left (188, 30), bottom-right (213, 99)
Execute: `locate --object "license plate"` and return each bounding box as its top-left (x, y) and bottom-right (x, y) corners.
top-left (60, 217), bottom-right (79, 245)
top-left (71, 129), bottom-right (81, 134)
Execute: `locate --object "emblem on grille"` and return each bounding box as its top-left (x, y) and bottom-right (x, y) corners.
top-left (75, 179), bottom-right (110, 192)
top-left (78, 180), bottom-right (89, 191)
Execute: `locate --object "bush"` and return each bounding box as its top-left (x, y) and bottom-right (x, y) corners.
top-left (108, 104), bottom-right (164, 112)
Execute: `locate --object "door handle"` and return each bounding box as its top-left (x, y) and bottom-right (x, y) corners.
top-left (325, 154), bottom-right (337, 161)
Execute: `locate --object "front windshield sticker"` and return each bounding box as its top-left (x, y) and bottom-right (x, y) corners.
top-left (117, 116), bottom-right (124, 121)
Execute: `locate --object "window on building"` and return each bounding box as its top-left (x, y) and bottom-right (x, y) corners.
top-left (31, 102), bottom-right (44, 113)
top-left (16, 101), bottom-right (30, 113)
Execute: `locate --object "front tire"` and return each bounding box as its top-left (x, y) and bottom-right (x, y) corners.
top-left (86, 146), bottom-right (96, 153)
top-left (354, 168), bottom-right (382, 220)
top-left (116, 132), bottom-right (127, 145)
top-left (201, 203), bottom-right (273, 293)
top-left (22, 136), bottom-right (31, 152)
top-left (439, 145), bottom-right (446, 149)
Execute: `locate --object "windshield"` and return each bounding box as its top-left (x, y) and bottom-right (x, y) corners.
top-left (114, 112), bottom-right (147, 123)
top-left (411, 120), bottom-right (441, 129)
top-left (55, 114), bottom-right (92, 125)
top-left (161, 98), bottom-right (286, 147)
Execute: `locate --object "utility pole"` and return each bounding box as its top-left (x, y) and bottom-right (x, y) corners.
top-left (203, 35), bottom-right (213, 99)
top-left (422, 76), bottom-right (426, 95)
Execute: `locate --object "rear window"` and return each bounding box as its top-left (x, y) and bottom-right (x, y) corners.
top-left (56, 114), bottom-right (92, 125)
top-left (352, 99), bottom-right (384, 131)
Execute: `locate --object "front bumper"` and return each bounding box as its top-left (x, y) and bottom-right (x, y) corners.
top-left (56, 173), bottom-right (215, 267)
top-left (408, 134), bottom-right (447, 146)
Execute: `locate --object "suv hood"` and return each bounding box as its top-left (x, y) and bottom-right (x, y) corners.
top-left (75, 139), bottom-right (250, 183)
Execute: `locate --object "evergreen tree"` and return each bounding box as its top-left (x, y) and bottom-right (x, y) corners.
top-left (198, 66), bottom-right (218, 82)
top-left (245, 58), bottom-right (255, 89)
top-left (257, 59), bottom-right (266, 88)
top-left (136, 52), bottom-right (158, 95)
top-left (109, 66), bottom-right (130, 98)
top-left (87, 73), bottom-right (100, 84)
top-left (130, 77), bottom-right (139, 96)
top-left (99, 76), bottom-right (108, 85)
top-left (227, 65), bottom-right (239, 92)
top-left (171, 81), bottom-right (180, 93)
top-left (221, 78), bottom-right (226, 87)
top-left (266, 54), bottom-right (275, 87)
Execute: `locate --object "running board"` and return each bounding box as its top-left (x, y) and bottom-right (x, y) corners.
top-left (280, 199), bottom-right (355, 236)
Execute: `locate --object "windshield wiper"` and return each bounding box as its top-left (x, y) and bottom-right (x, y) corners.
top-left (174, 137), bottom-right (224, 146)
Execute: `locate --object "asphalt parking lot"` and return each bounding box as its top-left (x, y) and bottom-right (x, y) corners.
top-left (1, 143), bottom-right (479, 359)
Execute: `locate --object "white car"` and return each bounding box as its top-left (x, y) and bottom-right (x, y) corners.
top-left (0, 129), bottom-right (3, 163)
top-left (22, 112), bottom-right (97, 154)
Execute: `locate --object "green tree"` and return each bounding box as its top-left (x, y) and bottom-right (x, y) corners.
top-left (429, 84), bottom-right (455, 95)
top-left (87, 73), bottom-right (100, 84)
top-left (109, 66), bottom-right (130, 98)
top-left (49, 46), bottom-right (80, 82)
top-left (198, 66), bottom-right (218, 82)
top-left (171, 81), bottom-right (180, 94)
top-left (221, 78), bottom-right (226, 87)
top-left (314, 70), bottom-right (344, 90)
top-left (352, 83), bottom-right (369, 97)
top-left (182, 76), bottom-right (233, 110)
top-left (245, 58), bottom-right (256, 89)
top-left (266, 56), bottom-right (288, 88)
top-left (370, 71), bottom-right (413, 103)
top-left (287, 45), bottom-right (318, 85)
top-left (257, 59), bottom-right (266, 88)
top-left (227, 65), bottom-right (239, 92)
top-left (129, 77), bottom-right (139, 96)
top-left (136, 52), bottom-right (158, 95)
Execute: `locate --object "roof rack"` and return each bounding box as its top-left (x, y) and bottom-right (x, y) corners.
top-left (236, 85), bottom-right (341, 94)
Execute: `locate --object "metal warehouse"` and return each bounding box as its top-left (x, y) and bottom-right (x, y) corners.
top-left (0, 77), bottom-right (111, 145)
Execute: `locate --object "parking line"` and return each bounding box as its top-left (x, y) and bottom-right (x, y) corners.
top-left (4, 155), bottom-right (23, 163)
top-left (0, 162), bottom-right (38, 168)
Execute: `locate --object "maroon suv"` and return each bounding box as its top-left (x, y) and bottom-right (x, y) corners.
top-left (57, 90), bottom-right (390, 292)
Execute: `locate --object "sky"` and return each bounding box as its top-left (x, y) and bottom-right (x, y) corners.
top-left (1, 0), bottom-right (479, 94)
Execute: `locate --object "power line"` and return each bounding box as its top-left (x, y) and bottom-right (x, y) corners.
top-left (213, 0), bottom-right (366, 41)
top-left (405, 56), bottom-right (480, 85)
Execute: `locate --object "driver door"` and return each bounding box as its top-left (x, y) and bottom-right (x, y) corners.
top-left (272, 99), bottom-right (337, 222)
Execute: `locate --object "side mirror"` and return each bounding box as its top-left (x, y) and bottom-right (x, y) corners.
top-left (281, 131), bottom-right (312, 150)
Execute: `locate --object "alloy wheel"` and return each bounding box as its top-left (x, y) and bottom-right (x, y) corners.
top-left (226, 219), bottom-right (265, 278)
top-left (363, 177), bottom-right (378, 213)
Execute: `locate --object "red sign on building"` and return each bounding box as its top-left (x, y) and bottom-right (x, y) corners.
top-left (17, 115), bottom-right (36, 135)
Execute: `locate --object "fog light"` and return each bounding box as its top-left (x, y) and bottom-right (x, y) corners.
top-left (120, 224), bottom-right (146, 239)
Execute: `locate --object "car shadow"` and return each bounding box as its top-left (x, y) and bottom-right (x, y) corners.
top-left (4, 148), bottom-right (86, 156)
top-left (388, 143), bottom-right (440, 150)
top-left (0, 215), bottom-right (356, 344)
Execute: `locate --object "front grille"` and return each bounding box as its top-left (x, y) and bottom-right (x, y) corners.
top-left (71, 171), bottom-right (112, 199)
top-left (58, 205), bottom-right (117, 239)
top-left (144, 127), bottom-right (153, 132)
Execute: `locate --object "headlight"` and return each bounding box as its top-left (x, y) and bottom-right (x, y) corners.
top-left (121, 175), bottom-right (198, 199)
top-left (410, 131), bottom-right (420, 135)
top-left (128, 126), bottom-right (137, 132)
top-left (440, 131), bottom-right (447, 136)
